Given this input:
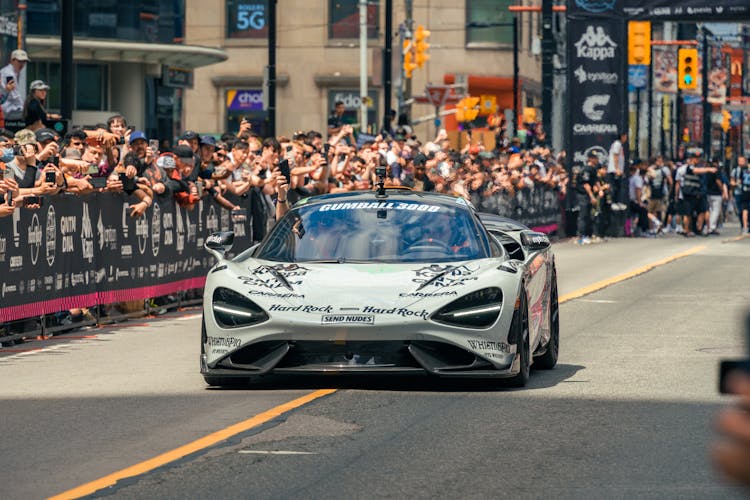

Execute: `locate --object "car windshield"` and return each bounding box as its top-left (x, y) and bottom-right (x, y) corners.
top-left (253, 199), bottom-right (489, 263)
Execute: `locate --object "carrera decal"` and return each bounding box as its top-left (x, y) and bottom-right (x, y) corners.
top-left (412, 264), bottom-right (479, 288)
top-left (248, 290), bottom-right (305, 299)
top-left (399, 290), bottom-right (459, 298)
top-left (321, 314), bottom-right (375, 325)
top-left (361, 305), bottom-right (429, 320)
top-left (318, 202), bottom-right (441, 212)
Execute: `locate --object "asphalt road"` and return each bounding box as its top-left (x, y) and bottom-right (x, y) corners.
top-left (1, 232), bottom-right (748, 499)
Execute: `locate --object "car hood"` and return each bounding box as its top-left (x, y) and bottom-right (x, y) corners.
top-left (216, 258), bottom-right (516, 313)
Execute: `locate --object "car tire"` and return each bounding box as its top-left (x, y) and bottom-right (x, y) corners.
top-left (505, 290), bottom-right (530, 388)
top-left (535, 271), bottom-right (559, 370)
top-left (203, 376), bottom-right (251, 388)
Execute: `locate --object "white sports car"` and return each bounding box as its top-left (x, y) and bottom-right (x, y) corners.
top-left (201, 189), bottom-right (559, 387)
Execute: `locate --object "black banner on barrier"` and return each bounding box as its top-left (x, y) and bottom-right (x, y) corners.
top-left (566, 15), bottom-right (625, 168)
top-left (0, 193), bottom-right (254, 322)
top-left (567, 0), bottom-right (623, 18)
top-left (478, 185), bottom-right (561, 232)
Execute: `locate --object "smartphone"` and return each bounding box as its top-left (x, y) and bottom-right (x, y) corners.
top-left (24, 195), bottom-right (41, 206)
top-left (5, 76), bottom-right (13, 84)
top-left (1, 168), bottom-right (10, 180)
top-left (88, 176), bottom-right (107, 189)
top-left (195, 180), bottom-right (204, 198)
top-left (45, 171), bottom-right (56, 184)
top-left (279, 159), bottom-right (291, 184)
top-left (148, 139), bottom-right (159, 152)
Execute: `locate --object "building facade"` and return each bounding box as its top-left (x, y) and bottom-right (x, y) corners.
top-left (184, 0), bottom-right (544, 142)
top-left (22, 0), bottom-right (226, 142)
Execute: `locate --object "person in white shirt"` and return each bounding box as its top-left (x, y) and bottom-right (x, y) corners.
top-left (608, 132), bottom-right (627, 207)
top-left (0, 49), bottom-right (29, 121)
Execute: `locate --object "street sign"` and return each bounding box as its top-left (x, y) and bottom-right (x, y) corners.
top-left (425, 85), bottom-right (450, 107)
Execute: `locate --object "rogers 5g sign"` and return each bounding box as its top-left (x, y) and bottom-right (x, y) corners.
top-left (228, 1), bottom-right (267, 38)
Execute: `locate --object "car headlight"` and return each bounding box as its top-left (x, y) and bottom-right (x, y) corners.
top-left (212, 287), bottom-right (269, 328)
top-left (432, 287), bottom-right (503, 328)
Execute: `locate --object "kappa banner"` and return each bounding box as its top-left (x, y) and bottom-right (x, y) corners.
top-left (566, 16), bottom-right (625, 166)
top-left (0, 194), bottom-right (254, 322)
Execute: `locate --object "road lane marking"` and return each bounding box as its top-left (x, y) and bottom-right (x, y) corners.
top-left (238, 450), bottom-right (319, 455)
top-left (559, 245), bottom-right (705, 304)
top-left (577, 299), bottom-right (618, 304)
top-left (48, 389), bottom-right (337, 500)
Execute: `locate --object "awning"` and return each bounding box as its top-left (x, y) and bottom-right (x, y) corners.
top-left (26, 36), bottom-right (228, 68)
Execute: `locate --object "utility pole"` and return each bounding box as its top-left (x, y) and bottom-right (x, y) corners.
top-left (513, 16), bottom-right (519, 133)
top-left (266, 0), bottom-right (277, 138)
top-left (60, 0), bottom-right (73, 121)
top-left (541, 0), bottom-right (553, 143)
top-left (383, 0), bottom-right (393, 134)
top-left (702, 29), bottom-right (711, 158)
top-left (359, 0), bottom-right (368, 134)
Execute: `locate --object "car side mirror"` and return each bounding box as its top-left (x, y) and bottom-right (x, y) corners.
top-left (205, 231), bottom-right (234, 260)
top-left (520, 231), bottom-right (550, 251)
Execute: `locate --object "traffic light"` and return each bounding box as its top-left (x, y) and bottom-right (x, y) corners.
top-left (722, 110), bottom-right (731, 132)
top-left (678, 48), bottom-right (698, 90)
top-left (403, 40), bottom-right (417, 79)
top-left (455, 96), bottom-right (479, 122)
top-left (628, 21), bottom-right (651, 65)
top-left (414, 25), bottom-right (430, 68)
top-left (479, 95), bottom-right (497, 116)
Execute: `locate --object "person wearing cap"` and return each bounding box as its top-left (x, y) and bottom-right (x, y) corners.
top-left (574, 152), bottom-right (599, 245)
top-left (0, 49), bottom-right (30, 121)
top-left (675, 152), bottom-right (717, 236)
top-left (7, 129), bottom-right (64, 196)
top-left (23, 80), bottom-right (61, 131)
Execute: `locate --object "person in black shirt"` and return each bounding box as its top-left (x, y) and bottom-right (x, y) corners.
top-left (705, 160), bottom-right (725, 235)
top-left (575, 151), bottom-right (599, 244)
top-left (327, 101), bottom-right (346, 137)
top-left (23, 80), bottom-right (61, 131)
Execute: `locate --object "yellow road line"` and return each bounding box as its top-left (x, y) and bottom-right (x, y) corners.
top-left (559, 245), bottom-right (705, 304)
top-left (49, 389), bottom-right (337, 500)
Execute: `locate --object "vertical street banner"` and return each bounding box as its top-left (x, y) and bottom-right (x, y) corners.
top-left (707, 44), bottom-right (727, 105)
top-left (652, 46), bottom-right (678, 94)
top-left (566, 3), bottom-right (625, 166)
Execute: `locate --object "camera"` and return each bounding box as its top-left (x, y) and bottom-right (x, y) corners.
top-left (48, 155), bottom-right (59, 168)
top-left (45, 171), bottom-right (56, 184)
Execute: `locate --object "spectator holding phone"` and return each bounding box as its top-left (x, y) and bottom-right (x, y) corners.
top-left (23, 80), bottom-right (61, 131)
top-left (0, 49), bottom-right (29, 122)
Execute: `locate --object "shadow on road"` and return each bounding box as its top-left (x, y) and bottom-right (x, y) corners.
top-left (206, 363), bottom-right (586, 393)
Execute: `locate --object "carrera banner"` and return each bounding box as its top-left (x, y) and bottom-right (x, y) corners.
top-left (0, 193), bottom-right (254, 322)
top-left (566, 17), bottom-right (625, 167)
top-left (623, 1), bottom-right (750, 20)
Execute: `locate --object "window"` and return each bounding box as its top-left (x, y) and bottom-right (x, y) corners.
top-left (226, 0), bottom-right (268, 39)
top-left (466, 0), bottom-right (514, 46)
top-left (28, 62), bottom-right (109, 111)
top-left (329, 0), bottom-right (379, 39)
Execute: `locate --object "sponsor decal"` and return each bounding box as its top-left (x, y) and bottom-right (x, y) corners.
top-left (0, 235), bottom-right (6, 263)
top-left (1, 281), bottom-right (16, 297)
top-left (206, 336), bottom-right (242, 348)
top-left (574, 26), bottom-right (617, 61)
top-left (574, 0), bottom-right (615, 14)
top-left (81, 203), bottom-right (94, 263)
top-left (467, 339), bottom-right (510, 354)
top-left (45, 205), bottom-right (56, 266)
top-left (97, 213), bottom-right (118, 250)
top-left (573, 146), bottom-right (608, 164)
top-left (362, 305), bottom-right (429, 320)
top-left (248, 290), bottom-right (305, 299)
top-left (28, 214), bottom-right (41, 265)
top-left (318, 201), bottom-right (441, 212)
top-left (239, 275), bottom-right (303, 290)
top-left (582, 95), bottom-right (610, 121)
top-left (398, 290), bottom-right (459, 298)
top-left (573, 123), bottom-right (618, 135)
top-left (574, 66), bottom-right (618, 85)
top-left (412, 264), bottom-right (479, 288)
top-left (651, 7), bottom-right (670, 16)
top-left (60, 215), bottom-right (77, 254)
top-left (321, 314), bottom-right (375, 325)
top-left (206, 205), bottom-right (219, 235)
top-left (121, 245), bottom-right (133, 257)
top-left (686, 6), bottom-right (711, 15)
top-left (135, 215), bottom-right (149, 255)
top-left (210, 348), bottom-right (229, 355)
top-left (151, 203), bottom-right (161, 257)
top-left (162, 212), bottom-right (174, 247)
top-left (269, 304), bottom-right (333, 313)
top-left (206, 233), bottom-right (224, 246)
top-left (175, 207), bottom-right (186, 253)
